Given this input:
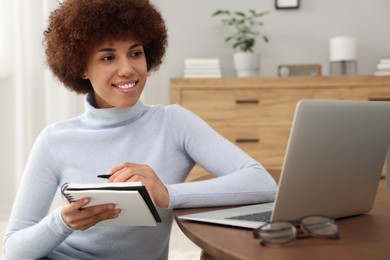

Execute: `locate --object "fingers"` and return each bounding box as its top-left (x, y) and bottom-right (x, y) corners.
top-left (107, 162), bottom-right (170, 208)
top-left (108, 162), bottom-right (141, 178)
top-left (108, 162), bottom-right (150, 183)
top-left (61, 198), bottom-right (121, 230)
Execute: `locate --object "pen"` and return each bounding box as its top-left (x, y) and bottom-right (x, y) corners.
top-left (97, 174), bottom-right (111, 179)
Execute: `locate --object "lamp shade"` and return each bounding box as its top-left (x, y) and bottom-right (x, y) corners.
top-left (329, 37), bottom-right (357, 62)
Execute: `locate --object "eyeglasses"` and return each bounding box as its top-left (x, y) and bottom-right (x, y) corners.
top-left (252, 215), bottom-right (339, 246)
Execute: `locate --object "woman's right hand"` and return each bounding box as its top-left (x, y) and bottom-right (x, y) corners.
top-left (61, 198), bottom-right (121, 230)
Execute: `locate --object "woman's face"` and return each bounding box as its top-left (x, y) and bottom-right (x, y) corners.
top-left (83, 39), bottom-right (148, 108)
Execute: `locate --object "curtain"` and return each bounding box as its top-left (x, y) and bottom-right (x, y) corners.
top-left (0, 0), bottom-right (84, 219)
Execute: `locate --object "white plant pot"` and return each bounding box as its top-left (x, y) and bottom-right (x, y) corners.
top-left (233, 52), bottom-right (260, 77)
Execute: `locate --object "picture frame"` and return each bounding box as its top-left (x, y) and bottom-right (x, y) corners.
top-left (275, 0), bottom-right (300, 9)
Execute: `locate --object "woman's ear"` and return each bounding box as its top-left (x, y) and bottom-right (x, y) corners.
top-left (81, 74), bottom-right (88, 80)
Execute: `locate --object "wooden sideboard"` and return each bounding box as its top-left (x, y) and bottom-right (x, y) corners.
top-left (170, 76), bottom-right (390, 181)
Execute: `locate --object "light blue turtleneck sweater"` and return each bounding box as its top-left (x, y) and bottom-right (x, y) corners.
top-left (4, 93), bottom-right (277, 260)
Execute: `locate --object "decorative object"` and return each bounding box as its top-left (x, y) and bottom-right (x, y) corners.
top-left (275, 0), bottom-right (300, 9)
top-left (233, 52), bottom-right (260, 77)
top-left (329, 36), bottom-right (357, 75)
top-left (278, 64), bottom-right (321, 77)
top-left (212, 9), bottom-right (269, 77)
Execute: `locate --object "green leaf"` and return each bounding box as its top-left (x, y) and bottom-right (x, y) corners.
top-left (212, 8), bottom-right (270, 52)
top-left (212, 10), bottom-right (229, 16)
top-left (234, 11), bottom-right (245, 17)
top-left (225, 36), bottom-right (234, 42)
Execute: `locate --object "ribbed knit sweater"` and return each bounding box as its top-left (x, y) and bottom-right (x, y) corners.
top-left (4, 93), bottom-right (277, 259)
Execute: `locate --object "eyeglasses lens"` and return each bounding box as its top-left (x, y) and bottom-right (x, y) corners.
top-left (301, 216), bottom-right (339, 237)
top-left (258, 222), bottom-right (296, 245)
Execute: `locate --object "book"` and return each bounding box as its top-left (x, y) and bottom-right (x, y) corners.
top-left (377, 63), bottom-right (390, 71)
top-left (379, 57), bottom-right (390, 64)
top-left (184, 68), bottom-right (222, 75)
top-left (61, 182), bottom-right (161, 226)
top-left (183, 74), bottom-right (222, 78)
top-left (373, 56), bottom-right (390, 76)
top-left (374, 70), bottom-right (390, 76)
top-left (184, 58), bottom-right (220, 64)
top-left (183, 58), bottom-right (222, 78)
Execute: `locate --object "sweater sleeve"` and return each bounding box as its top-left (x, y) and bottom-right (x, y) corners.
top-left (3, 129), bottom-right (74, 260)
top-left (165, 105), bottom-right (278, 209)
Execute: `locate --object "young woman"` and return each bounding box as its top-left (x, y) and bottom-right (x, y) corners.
top-left (4, 0), bottom-right (277, 259)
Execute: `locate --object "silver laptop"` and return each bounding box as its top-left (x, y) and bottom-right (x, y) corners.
top-left (179, 99), bottom-right (390, 229)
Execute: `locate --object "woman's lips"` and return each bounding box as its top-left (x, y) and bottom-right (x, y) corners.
top-left (113, 81), bottom-right (138, 92)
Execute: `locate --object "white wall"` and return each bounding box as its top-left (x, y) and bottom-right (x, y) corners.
top-left (144, 0), bottom-right (390, 105)
top-left (1, 0), bottom-right (390, 219)
top-left (0, 0), bottom-right (84, 219)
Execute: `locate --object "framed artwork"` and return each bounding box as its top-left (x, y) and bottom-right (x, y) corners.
top-left (275, 0), bottom-right (300, 9)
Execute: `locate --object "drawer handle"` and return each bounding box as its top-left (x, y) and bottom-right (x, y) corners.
top-left (368, 98), bottom-right (390, 101)
top-left (236, 138), bottom-right (260, 143)
top-left (235, 100), bottom-right (259, 104)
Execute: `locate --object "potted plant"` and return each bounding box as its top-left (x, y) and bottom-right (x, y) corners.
top-left (212, 9), bottom-right (269, 77)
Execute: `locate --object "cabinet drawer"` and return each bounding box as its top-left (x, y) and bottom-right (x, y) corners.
top-left (217, 126), bottom-right (291, 169)
top-left (182, 89), bottom-right (314, 127)
top-left (313, 87), bottom-right (390, 100)
top-left (352, 87), bottom-right (390, 101)
top-left (185, 127), bottom-right (289, 182)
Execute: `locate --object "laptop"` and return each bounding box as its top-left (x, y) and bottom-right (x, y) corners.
top-left (179, 99), bottom-right (390, 229)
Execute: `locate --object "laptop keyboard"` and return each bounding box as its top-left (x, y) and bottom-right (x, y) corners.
top-left (225, 210), bottom-right (272, 222)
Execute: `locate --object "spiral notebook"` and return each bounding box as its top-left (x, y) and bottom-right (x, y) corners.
top-left (61, 182), bottom-right (161, 226)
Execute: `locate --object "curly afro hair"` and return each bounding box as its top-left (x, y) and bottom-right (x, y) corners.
top-left (44, 0), bottom-right (168, 94)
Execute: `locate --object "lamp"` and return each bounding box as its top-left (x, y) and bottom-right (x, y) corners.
top-left (329, 36), bottom-right (357, 75)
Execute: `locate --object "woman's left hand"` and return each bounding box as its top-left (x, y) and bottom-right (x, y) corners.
top-left (106, 162), bottom-right (169, 208)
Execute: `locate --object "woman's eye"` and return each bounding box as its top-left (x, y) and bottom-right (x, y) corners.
top-left (131, 51), bottom-right (143, 57)
top-left (102, 55), bottom-right (114, 61)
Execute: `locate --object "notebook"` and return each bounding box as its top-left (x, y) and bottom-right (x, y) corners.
top-left (61, 182), bottom-right (161, 226)
top-left (179, 99), bottom-right (390, 229)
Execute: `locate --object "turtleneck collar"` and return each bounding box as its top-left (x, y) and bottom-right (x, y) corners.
top-left (81, 92), bottom-right (149, 129)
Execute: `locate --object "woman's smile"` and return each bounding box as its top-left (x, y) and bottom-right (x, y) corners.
top-left (113, 81), bottom-right (139, 93)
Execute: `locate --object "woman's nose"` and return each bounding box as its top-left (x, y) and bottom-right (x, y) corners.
top-left (117, 57), bottom-right (134, 77)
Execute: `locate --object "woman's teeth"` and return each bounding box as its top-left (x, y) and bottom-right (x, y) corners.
top-left (116, 83), bottom-right (135, 89)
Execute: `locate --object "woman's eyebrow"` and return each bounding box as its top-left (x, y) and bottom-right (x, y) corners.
top-left (129, 43), bottom-right (142, 49)
top-left (97, 47), bottom-right (115, 53)
top-left (97, 43), bottom-right (142, 53)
